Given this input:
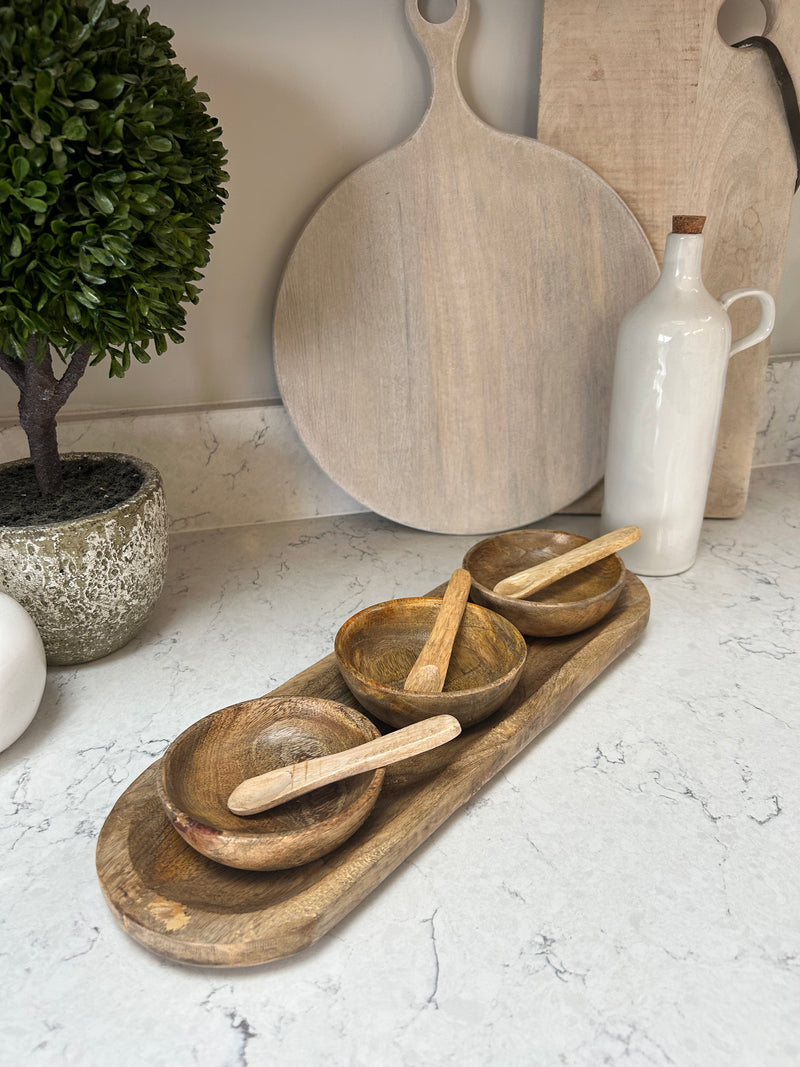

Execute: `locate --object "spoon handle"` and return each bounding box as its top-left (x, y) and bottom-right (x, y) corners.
top-left (227, 714), bottom-right (462, 816)
top-left (492, 525), bottom-right (641, 599)
top-left (403, 568), bottom-right (472, 694)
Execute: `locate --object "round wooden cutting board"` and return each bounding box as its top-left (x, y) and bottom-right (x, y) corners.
top-left (274, 0), bottom-right (658, 534)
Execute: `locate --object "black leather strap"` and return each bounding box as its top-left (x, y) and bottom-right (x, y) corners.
top-left (734, 36), bottom-right (800, 193)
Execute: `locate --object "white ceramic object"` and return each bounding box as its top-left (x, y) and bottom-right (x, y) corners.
top-left (601, 220), bottom-right (775, 576)
top-left (0, 591), bottom-right (47, 753)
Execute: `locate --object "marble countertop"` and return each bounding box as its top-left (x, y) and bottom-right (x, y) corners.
top-left (1, 464), bottom-right (797, 1067)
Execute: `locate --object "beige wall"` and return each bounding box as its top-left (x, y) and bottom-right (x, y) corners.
top-left (0, 0), bottom-right (796, 419)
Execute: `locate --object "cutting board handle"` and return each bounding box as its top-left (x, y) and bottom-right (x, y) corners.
top-left (405, 0), bottom-right (470, 110)
top-left (734, 35), bottom-right (800, 191)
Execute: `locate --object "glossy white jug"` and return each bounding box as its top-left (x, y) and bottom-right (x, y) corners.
top-left (601, 216), bottom-right (775, 576)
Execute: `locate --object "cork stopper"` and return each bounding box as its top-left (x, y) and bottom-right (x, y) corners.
top-left (672, 215), bottom-right (706, 234)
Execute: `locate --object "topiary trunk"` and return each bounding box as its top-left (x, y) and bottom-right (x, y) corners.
top-left (0, 338), bottom-right (92, 500)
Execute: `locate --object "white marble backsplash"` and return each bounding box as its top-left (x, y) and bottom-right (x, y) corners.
top-left (753, 356), bottom-right (800, 467)
top-left (0, 353), bottom-right (797, 533)
top-left (0, 402), bottom-right (367, 532)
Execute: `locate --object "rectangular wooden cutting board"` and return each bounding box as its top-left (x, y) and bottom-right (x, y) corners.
top-left (539, 0), bottom-right (799, 517)
top-left (96, 573), bottom-right (650, 968)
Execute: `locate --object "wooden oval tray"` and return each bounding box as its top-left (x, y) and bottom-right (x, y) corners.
top-left (96, 574), bottom-right (649, 968)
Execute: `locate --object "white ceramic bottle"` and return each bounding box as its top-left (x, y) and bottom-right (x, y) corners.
top-left (601, 215), bottom-right (775, 576)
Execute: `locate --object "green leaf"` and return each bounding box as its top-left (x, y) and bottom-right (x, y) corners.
top-left (73, 289), bottom-right (100, 309)
top-left (75, 98), bottom-right (100, 110)
top-left (101, 234), bottom-right (131, 255)
top-left (20, 197), bottom-right (48, 211)
top-left (9, 233), bottom-right (22, 257)
top-left (34, 69), bottom-right (54, 111)
top-left (12, 156), bottom-right (30, 182)
top-left (25, 180), bottom-right (47, 197)
top-left (68, 22), bottom-right (92, 49)
top-left (62, 116), bottom-right (87, 140)
top-left (89, 246), bottom-right (115, 267)
top-left (5, 336), bottom-right (23, 359)
top-left (145, 135), bottom-right (172, 153)
top-left (88, 0), bottom-right (106, 23)
top-left (31, 119), bottom-right (50, 144)
top-left (42, 8), bottom-right (58, 35)
top-left (71, 71), bottom-right (96, 93)
top-left (95, 74), bottom-right (125, 100)
top-left (81, 269), bottom-right (107, 285)
top-left (77, 280), bottom-right (101, 305)
top-left (91, 188), bottom-right (115, 214)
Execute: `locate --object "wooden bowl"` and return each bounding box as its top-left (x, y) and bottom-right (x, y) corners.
top-left (157, 696), bottom-right (385, 871)
top-left (334, 598), bottom-right (527, 730)
top-left (463, 529), bottom-right (626, 637)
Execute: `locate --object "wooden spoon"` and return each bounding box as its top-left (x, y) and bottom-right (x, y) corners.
top-left (492, 525), bottom-right (641, 600)
top-left (227, 714), bottom-right (462, 816)
top-left (402, 568), bottom-right (472, 694)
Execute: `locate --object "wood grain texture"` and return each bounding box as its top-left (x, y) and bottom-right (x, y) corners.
top-left (403, 568), bottom-right (471, 692)
top-left (492, 525), bottom-right (640, 599)
top-left (335, 596), bottom-right (527, 729)
top-left (95, 573), bottom-right (649, 968)
top-left (157, 697), bottom-right (385, 871)
top-left (464, 529), bottom-right (626, 637)
top-left (539, 0), bottom-right (799, 518)
top-left (227, 715), bottom-right (461, 816)
top-left (273, 0), bottom-right (658, 534)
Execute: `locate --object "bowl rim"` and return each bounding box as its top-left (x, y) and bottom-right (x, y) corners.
top-left (463, 529), bottom-right (626, 610)
top-left (334, 595), bottom-right (528, 698)
top-left (156, 695), bottom-right (385, 845)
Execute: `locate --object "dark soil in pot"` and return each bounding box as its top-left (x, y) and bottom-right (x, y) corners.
top-left (0, 456), bottom-right (144, 526)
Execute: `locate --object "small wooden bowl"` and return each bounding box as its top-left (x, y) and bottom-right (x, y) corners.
top-left (157, 696), bottom-right (385, 871)
top-left (334, 598), bottom-right (527, 730)
top-left (463, 529), bottom-right (626, 637)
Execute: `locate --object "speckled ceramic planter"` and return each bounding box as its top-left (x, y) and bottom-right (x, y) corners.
top-left (0, 453), bottom-right (169, 666)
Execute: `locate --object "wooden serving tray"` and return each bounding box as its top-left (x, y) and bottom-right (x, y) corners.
top-left (96, 574), bottom-right (649, 968)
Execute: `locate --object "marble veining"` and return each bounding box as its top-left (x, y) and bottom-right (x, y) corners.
top-left (0, 404), bottom-right (367, 535)
top-left (0, 465), bottom-right (797, 1066)
top-left (0, 366), bottom-right (796, 539)
top-left (754, 356), bottom-right (800, 467)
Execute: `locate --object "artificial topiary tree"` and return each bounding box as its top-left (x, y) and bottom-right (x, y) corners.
top-left (0, 0), bottom-right (228, 499)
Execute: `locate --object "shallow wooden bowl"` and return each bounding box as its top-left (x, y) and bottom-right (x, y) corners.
top-left (334, 598), bottom-right (527, 730)
top-left (463, 529), bottom-right (626, 637)
top-left (157, 696), bottom-right (385, 871)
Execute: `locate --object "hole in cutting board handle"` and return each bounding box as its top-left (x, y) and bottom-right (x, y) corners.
top-left (717, 0), bottom-right (767, 45)
top-left (417, 0), bottom-right (458, 25)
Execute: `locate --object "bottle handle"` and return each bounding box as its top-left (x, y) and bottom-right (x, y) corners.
top-left (719, 288), bottom-right (776, 358)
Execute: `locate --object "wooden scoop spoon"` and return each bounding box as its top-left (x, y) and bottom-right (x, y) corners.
top-left (402, 568), bottom-right (472, 694)
top-left (492, 525), bottom-right (641, 600)
top-left (227, 714), bottom-right (461, 816)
